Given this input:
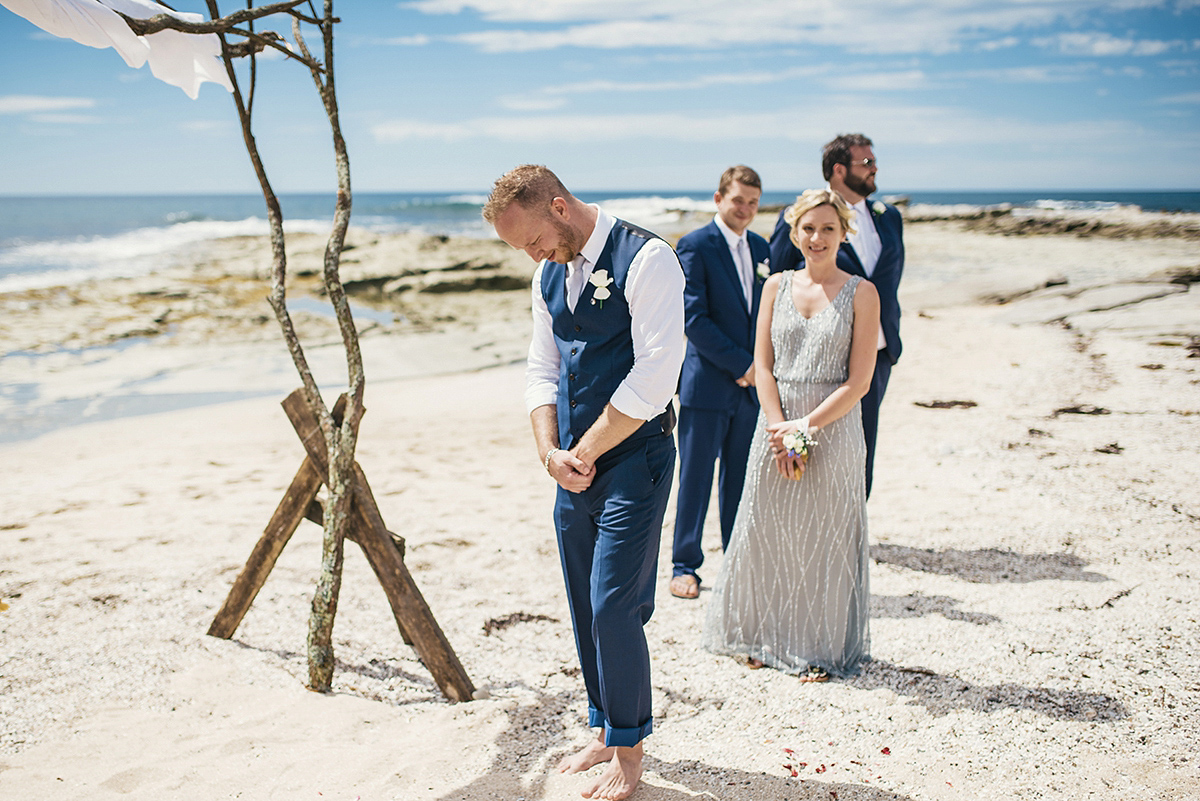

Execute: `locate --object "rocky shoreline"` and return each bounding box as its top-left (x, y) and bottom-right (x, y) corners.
top-left (4, 206), bottom-right (1198, 359)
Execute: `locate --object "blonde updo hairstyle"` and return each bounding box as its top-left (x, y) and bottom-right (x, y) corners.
top-left (784, 188), bottom-right (856, 250)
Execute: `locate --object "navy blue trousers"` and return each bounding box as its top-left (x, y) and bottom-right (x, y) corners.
top-left (555, 432), bottom-right (675, 747)
top-left (671, 393), bottom-right (758, 579)
top-left (862, 353), bottom-right (892, 499)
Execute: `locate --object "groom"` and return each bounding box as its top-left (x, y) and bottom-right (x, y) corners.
top-left (670, 165), bottom-right (769, 599)
top-left (769, 133), bottom-right (904, 497)
top-left (483, 165), bottom-right (684, 800)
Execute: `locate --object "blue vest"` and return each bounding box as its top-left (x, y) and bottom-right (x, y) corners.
top-left (541, 220), bottom-right (667, 450)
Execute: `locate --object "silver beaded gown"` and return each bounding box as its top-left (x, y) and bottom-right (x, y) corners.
top-left (703, 271), bottom-right (869, 676)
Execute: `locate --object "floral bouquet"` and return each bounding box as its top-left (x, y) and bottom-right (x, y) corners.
top-left (781, 429), bottom-right (817, 480)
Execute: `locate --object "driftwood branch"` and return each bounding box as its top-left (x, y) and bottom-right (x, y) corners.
top-left (113, 2), bottom-right (323, 70)
top-left (295, 0), bottom-right (364, 693)
top-left (227, 28), bottom-right (321, 70)
top-left (198, 1), bottom-right (349, 690)
top-left (117, 1), bottom-right (310, 35)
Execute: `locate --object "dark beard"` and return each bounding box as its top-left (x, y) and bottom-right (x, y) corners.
top-left (843, 171), bottom-right (876, 198)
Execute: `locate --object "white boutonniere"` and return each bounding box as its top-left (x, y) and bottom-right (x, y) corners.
top-left (756, 260), bottom-right (770, 280)
top-left (872, 200), bottom-right (887, 217)
top-left (589, 269), bottom-right (613, 308)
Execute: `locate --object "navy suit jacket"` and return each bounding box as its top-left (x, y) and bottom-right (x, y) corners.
top-left (769, 200), bottom-right (904, 365)
top-left (677, 220), bottom-right (770, 411)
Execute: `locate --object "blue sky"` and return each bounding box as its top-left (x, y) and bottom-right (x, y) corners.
top-left (2, 0), bottom-right (1199, 194)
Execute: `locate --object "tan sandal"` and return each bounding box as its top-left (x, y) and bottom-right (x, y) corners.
top-left (799, 665), bottom-right (830, 682)
top-left (669, 574), bottom-right (700, 599)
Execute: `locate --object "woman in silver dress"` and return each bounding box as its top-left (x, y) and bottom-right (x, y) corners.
top-left (702, 189), bottom-right (880, 680)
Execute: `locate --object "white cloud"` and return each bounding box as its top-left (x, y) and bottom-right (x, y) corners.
top-left (404, 0), bottom-right (1110, 56)
top-left (370, 103), bottom-right (1146, 150)
top-left (1158, 91), bottom-right (1200, 103)
top-left (1036, 31), bottom-right (1186, 56)
top-left (978, 36), bottom-right (1021, 52)
top-left (373, 110), bottom-right (814, 144)
top-left (383, 34), bottom-right (432, 45)
top-left (538, 66), bottom-right (828, 96)
top-left (506, 60), bottom-right (1081, 109)
top-left (962, 65), bottom-right (1092, 82)
top-left (826, 70), bottom-right (932, 92)
top-left (28, 113), bottom-right (102, 124)
top-left (0, 95), bottom-right (96, 114)
top-left (497, 94), bottom-right (567, 111)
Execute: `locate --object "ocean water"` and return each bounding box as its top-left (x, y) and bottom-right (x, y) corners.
top-left (2, 190), bottom-right (1197, 292)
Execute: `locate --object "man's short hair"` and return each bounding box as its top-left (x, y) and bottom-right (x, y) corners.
top-left (717, 165), bottom-right (762, 196)
top-left (482, 164), bottom-right (571, 223)
top-left (821, 134), bottom-right (874, 181)
top-left (784, 188), bottom-right (857, 249)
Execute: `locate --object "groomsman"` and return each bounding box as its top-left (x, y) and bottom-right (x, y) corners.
top-left (483, 165), bottom-right (684, 801)
top-left (769, 134), bottom-right (904, 497)
top-left (669, 165), bottom-right (769, 600)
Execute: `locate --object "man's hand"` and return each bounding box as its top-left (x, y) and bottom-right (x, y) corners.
top-left (547, 448), bottom-right (595, 493)
top-left (736, 363), bottom-right (756, 388)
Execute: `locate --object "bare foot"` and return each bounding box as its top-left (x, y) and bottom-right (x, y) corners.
top-left (581, 743), bottom-right (643, 800)
top-left (558, 736), bottom-right (614, 774)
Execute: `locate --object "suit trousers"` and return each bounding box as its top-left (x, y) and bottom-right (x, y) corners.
top-left (862, 352), bottom-right (892, 498)
top-left (671, 393), bottom-right (758, 578)
top-left (554, 432), bottom-right (675, 747)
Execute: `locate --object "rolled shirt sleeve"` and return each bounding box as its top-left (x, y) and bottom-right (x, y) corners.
top-left (608, 237), bottom-right (685, 421)
top-left (524, 261), bottom-right (562, 414)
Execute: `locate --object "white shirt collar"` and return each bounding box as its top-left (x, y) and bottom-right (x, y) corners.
top-left (574, 204), bottom-right (615, 270)
top-left (712, 213), bottom-right (746, 252)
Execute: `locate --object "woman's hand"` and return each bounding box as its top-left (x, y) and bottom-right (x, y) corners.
top-left (766, 419), bottom-right (803, 479)
top-left (773, 446), bottom-right (804, 479)
top-left (765, 418), bottom-right (798, 453)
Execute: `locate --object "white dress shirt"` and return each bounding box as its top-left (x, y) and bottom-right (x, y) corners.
top-left (713, 213), bottom-right (753, 308)
top-left (525, 205), bottom-right (685, 422)
top-left (847, 199), bottom-right (882, 278)
top-left (846, 198), bottom-right (887, 351)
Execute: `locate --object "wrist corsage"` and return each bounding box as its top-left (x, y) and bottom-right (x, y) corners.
top-left (781, 428), bottom-right (817, 480)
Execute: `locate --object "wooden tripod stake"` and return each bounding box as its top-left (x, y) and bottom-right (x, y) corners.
top-left (208, 389), bottom-right (475, 702)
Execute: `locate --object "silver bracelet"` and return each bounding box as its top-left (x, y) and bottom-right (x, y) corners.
top-left (543, 447), bottom-right (560, 472)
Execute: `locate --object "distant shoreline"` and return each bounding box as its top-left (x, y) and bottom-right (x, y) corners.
top-left (4, 197), bottom-right (1200, 294)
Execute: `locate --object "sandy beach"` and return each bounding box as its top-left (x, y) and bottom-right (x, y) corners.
top-left (1, 206), bottom-right (1198, 800)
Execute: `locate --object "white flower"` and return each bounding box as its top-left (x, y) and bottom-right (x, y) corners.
top-left (2, 0), bottom-right (233, 99)
top-left (588, 268), bottom-right (613, 306)
top-left (756, 260), bottom-right (770, 280)
top-left (872, 200), bottom-right (887, 216)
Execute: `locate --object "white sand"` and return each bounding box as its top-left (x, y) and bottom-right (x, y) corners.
top-left (1, 217), bottom-right (1198, 800)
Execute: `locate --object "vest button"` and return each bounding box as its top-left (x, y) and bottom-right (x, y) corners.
top-left (568, 373), bottom-right (576, 381)
top-left (569, 400), bottom-right (577, 408)
top-left (570, 347), bottom-right (577, 355)
top-left (574, 325), bottom-right (581, 332)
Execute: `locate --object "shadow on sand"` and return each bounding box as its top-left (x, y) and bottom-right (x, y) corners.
top-left (847, 660), bottom-right (1127, 721)
top-left (870, 592), bottom-right (1000, 625)
top-left (870, 544), bottom-right (1109, 583)
top-left (426, 687), bottom-right (920, 800)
